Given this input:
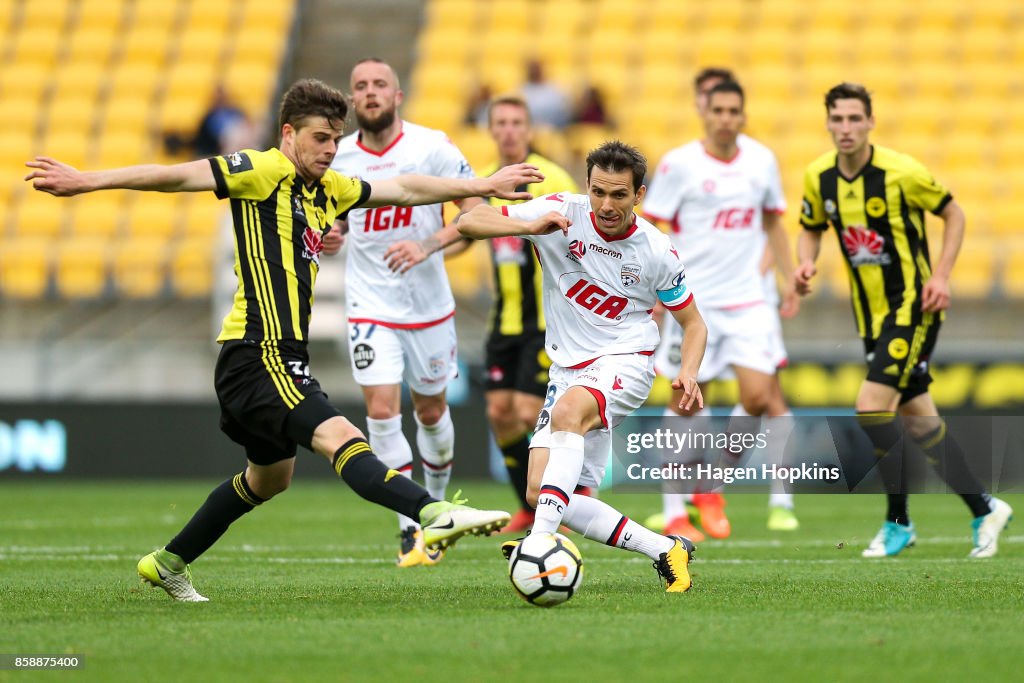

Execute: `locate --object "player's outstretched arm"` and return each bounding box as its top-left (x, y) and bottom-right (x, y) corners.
top-left (670, 302), bottom-right (707, 411)
top-left (25, 157), bottom-right (216, 196)
top-left (764, 212), bottom-right (800, 318)
top-left (457, 203), bottom-right (570, 239)
top-left (383, 197), bottom-right (483, 273)
top-left (921, 199), bottom-right (965, 312)
top-left (794, 230), bottom-right (823, 297)
top-left (364, 162), bottom-right (544, 208)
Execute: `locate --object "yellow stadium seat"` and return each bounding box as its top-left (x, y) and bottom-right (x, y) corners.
top-left (171, 238), bottom-right (214, 297)
top-left (67, 193), bottom-right (128, 239)
top-left (990, 204), bottom-right (1024, 239)
top-left (157, 96), bottom-right (208, 135)
top-left (951, 241), bottom-right (995, 298)
top-left (183, 0), bottom-right (233, 31)
top-left (113, 236), bottom-right (168, 298)
top-left (175, 28), bottom-right (228, 64)
top-left (638, 30), bottom-right (693, 72)
top-left (10, 26), bottom-right (63, 67)
top-left (181, 193), bottom-right (228, 238)
top-left (65, 24), bottom-right (119, 66)
top-left (0, 238), bottom-right (51, 299)
top-left (424, 0), bottom-right (480, 28)
top-left (447, 127), bottom-right (495, 174)
top-left (1, 61), bottom-right (51, 102)
top-left (39, 131), bottom-right (91, 169)
top-left (125, 193), bottom-right (184, 239)
top-left (221, 61), bottom-right (277, 116)
top-left (1002, 250), bottom-right (1024, 298)
top-left (55, 239), bottom-right (108, 299)
top-left (99, 96), bottom-right (154, 137)
top-left (567, 123), bottom-right (615, 160)
top-left (20, 0), bottom-right (73, 29)
top-left (44, 95), bottom-right (98, 135)
top-left (703, 0), bottom-right (751, 29)
top-left (239, 0), bottom-right (295, 32)
top-left (906, 29), bottom-right (956, 62)
top-left (232, 26), bottom-right (288, 67)
top-left (0, 130), bottom-right (37, 175)
top-left (50, 62), bottom-right (106, 102)
top-left (108, 62), bottom-right (162, 102)
top-left (0, 95), bottom-right (42, 134)
top-left (130, 0), bottom-right (183, 29)
top-left (119, 24), bottom-right (173, 67)
top-left (960, 27), bottom-right (1011, 63)
top-left (12, 193), bottom-right (67, 239)
top-left (77, 0), bottom-right (129, 30)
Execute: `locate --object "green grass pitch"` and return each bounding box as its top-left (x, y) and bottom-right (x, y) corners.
top-left (1, 481), bottom-right (1021, 683)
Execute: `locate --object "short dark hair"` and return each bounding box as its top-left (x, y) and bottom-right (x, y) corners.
top-left (586, 140), bottom-right (647, 192)
top-left (825, 82), bottom-right (873, 117)
top-left (352, 57), bottom-right (401, 89)
top-left (694, 67), bottom-right (736, 93)
top-left (487, 94), bottom-right (531, 125)
top-left (278, 78), bottom-right (349, 133)
top-left (706, 79), bottom-right (745, 107)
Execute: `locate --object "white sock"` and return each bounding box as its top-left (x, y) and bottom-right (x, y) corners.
top-left (767, 411), bottom-right (795, 509)
top-left (367, 415), bottom-right (417, 529)
top-left (563, 495), bottom-right (673, 560)
top-left (660, 406), bottom-right (710, 517)
top-left (532, 431), bottom-right (585, 534)
top-left (415, 407), bottom-right (454, 500)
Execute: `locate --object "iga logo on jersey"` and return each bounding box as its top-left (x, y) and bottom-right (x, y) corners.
top-left (566, 240), bottom-right (587, 263)
top-left (842, 225), bottom-right (891, 267)
top-left (559, 274), bottom-right (633, 326)
top-left (302, 227), bottom-right (323, 263)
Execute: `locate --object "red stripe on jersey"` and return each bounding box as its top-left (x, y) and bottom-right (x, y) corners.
top-left (702, 143), bottom-right (741, 164)
top-left (663, 293), bottom-right (694, 311)
top-left (539, 485), bottom-right (571, 506)
top-left (398, 463), bottom-right (413, 472)
top-left (607, 516), bottom-right (628, 546)
top-left (566, 350), bottom-right (654, 370)
top-left (764, 208), bottom-right (786, 215)
top-left (348, 310), bottom-right (455, 329)
top-left (357, 127), bottom-right (405, 157)
top-left (582, 386), bottom-right (609, 428)
top-left (500, 206), bottom-right (509, 216)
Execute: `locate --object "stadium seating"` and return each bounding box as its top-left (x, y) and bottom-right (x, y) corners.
top-left (1, 0), bottom-right (296, 300)
top-left (407, 0), bottom-right (1020, 299)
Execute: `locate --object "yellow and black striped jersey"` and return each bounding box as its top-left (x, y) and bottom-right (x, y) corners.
top-left (209, 148), bottom-right (369, 342)
top-left (481, 152), bottom-right (578, 336)
top-left (800, 145), bottom-right (952, 340)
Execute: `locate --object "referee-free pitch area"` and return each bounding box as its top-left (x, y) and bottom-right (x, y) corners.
top-left (1, 481), bottom-right (1021, 683)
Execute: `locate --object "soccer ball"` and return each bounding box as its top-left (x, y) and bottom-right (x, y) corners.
top-left (508, 532), bottom-right (583, 607)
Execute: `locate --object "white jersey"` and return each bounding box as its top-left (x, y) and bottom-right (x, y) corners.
top-left (503, 193), bottom-right (694, 368)
top-left (331, 121), bottom-right (474, 327)
top-left (643, 134), bottom-right (785, 309)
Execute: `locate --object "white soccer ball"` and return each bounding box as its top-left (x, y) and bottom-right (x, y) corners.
top-left (508, 532), bottom-right (584, 607)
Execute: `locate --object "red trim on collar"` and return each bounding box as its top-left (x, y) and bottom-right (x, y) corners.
top-left (701, 142), bottom-right (741, 164)
top-left (589, 212), bottom-right (639, 242)
top-left (356, 125), bottom-right (405, 157)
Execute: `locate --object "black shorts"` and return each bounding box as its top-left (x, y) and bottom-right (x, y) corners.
top-left (214, 340), bottom-right (341, 465)
top-left (484, 331), bottom-right (551, 397)
top-left (863, 319), bottom-right (941, 404)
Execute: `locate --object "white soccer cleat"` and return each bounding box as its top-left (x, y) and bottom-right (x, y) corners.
top-left (137, 551), bottom-right (209, 602)
top-left (968, 498), bottom-right (1013, 559)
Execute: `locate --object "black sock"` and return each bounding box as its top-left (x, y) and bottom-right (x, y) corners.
top-left (499, 432), bottom-right (532, 510)
top-left (166, 471), bottom-right (265, 564)
top-left (912, 422), bottom-right (993, 518)
top-left (333, 438), bottom-right (435, 520)
top-left (857, 412), bottom-right (910, 525)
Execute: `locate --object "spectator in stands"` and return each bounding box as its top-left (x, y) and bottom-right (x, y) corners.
top-left (165, 84), bottom-right (254, 158)
top-left (519, 60), bottom-right (570, 129)
top-left (573, 85), bottom-right (612, 127)
top-left (463, 83), bottom-right (493, 128)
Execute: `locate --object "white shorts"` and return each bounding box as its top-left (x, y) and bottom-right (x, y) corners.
top-left (347, 319), bottom-right (458, 396)
top-left (654, 302), bottom-right (785, 383)
top-left (530, 353), bottom-right (654, 487)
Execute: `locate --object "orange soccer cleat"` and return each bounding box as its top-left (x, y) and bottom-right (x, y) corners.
top-left (692, 493), bottom-right (731, 539)
top-left (664, 514), bottom-right (705, 543)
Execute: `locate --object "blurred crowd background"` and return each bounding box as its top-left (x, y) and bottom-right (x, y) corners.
top-left (1, 0), bottom-right (1022, 411)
